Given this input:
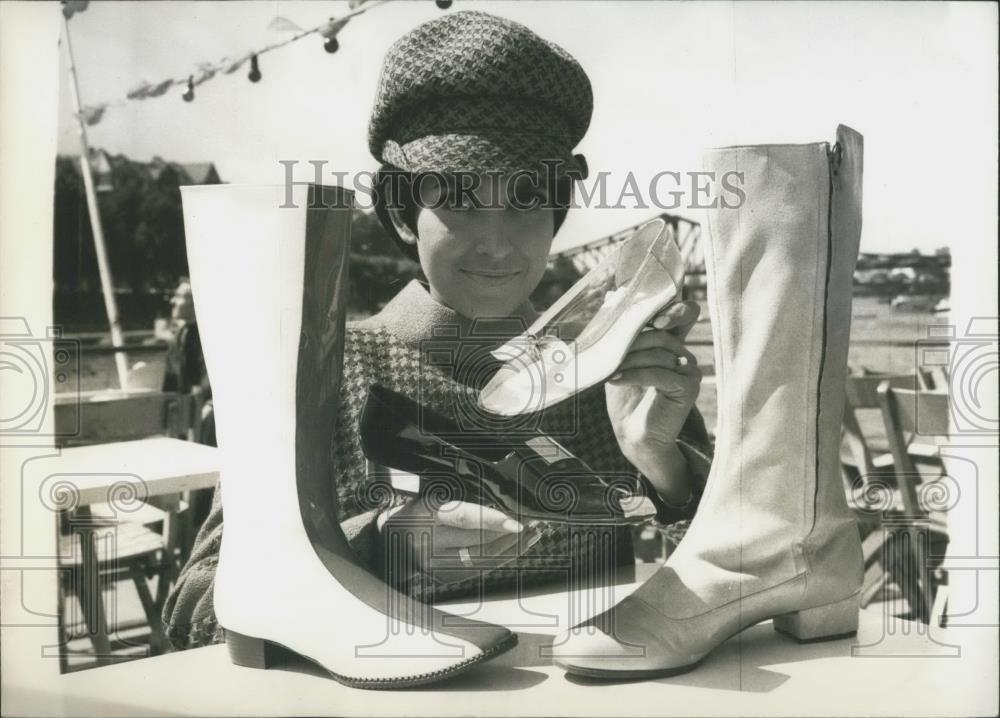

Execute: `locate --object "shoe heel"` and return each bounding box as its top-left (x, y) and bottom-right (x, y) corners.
top-left (773, 594), bottom-right (859, 643)
top-left (225, 629), bottom-right (274, 669)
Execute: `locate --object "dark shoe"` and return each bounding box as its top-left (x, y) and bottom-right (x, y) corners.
top-left (359, 384), bottom-right (658, 524)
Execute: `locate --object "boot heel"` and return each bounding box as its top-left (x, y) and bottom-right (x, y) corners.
top-left (773, 594), bottom-right (859, 643)
top-left (226, 629), bottom-right (275, 669)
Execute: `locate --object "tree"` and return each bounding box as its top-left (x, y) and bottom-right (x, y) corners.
top-left (53, 153), bottom-right (215, 295)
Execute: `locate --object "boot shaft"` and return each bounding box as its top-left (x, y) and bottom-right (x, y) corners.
top-left (695, 127), bottom-right (863, 566)
top-left (181, 184), bottom-right (353, 543)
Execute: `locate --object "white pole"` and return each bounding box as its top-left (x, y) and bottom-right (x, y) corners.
top-left (61, 12), bottom-right (128, 390)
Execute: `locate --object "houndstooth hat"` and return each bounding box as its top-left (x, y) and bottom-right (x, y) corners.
top-left (368, 10), bottom-right (592, 179)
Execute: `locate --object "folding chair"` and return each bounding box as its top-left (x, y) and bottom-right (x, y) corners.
top-left (53, 390), bottom-right (198, 670)
top-left (842, 371), bottom-right (943, 484)
top-left (874, 382), bottom-right (951, 623)
top-left (841, 372), bottom-right (948, 619)
top-left (842, 372), bottom-right (916, 485)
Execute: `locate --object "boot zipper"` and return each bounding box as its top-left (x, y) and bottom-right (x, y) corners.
top-left (812, 142), bottom-right (839, 533)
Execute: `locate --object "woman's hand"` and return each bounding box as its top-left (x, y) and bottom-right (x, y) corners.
top-left (605, 300), bottom-right (703, 505)
top-left (379, 497), bottom-right (533, 579)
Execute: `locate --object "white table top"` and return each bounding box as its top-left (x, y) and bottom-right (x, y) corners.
top-left (47, 438), bottom-right (220, 506)
top-left (25, 564), bottom-right (998, 717)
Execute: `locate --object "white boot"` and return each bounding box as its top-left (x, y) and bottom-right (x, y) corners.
top-left (552, 125), bottom-right (865, 678)
top-left (182, 184), bottom-right (515, 689)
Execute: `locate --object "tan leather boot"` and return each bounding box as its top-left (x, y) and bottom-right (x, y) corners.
top-left (552, 125), bottom-right (865, 678)
top-left (182, 184), bottom-right (516, 689)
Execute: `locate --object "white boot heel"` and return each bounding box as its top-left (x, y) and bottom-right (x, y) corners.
top-left (773, 594), bottom-right (860, 643)
top-left (225, 629), bottom-right (276, 670)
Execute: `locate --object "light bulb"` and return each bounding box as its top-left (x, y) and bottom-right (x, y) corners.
top-left (248, 54), bottom-right (262, 83)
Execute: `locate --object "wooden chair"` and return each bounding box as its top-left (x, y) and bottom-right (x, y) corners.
top-left (841, 371), bottom-right (943, 485)
top-left (53, 389), bottom-right (201, 671)
top-left (842, 373), bottom-right (915, 485)
top-left (55, 389), bottom-right (202, 448)
top-left (841, 372), bottom-right (949, 621)
top-left (875, 383), bottom-right (951, 623)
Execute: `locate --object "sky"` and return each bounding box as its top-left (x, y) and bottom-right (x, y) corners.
top-left (56, 1), bottom-right (997, 255)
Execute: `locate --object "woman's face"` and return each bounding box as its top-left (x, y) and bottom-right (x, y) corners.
top-left (410, 173), bottom-right (556, 319)
top-left (170, 281), bottom-right (195, 323)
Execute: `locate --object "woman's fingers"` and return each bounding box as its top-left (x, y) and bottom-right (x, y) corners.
top-left (616, 347), bottom-right (689, 372)
top-left (627, 329), bottom-right (697, 365)
top-left (385, 501), bottom-right (540, 571)
top-left (432, 526), bottom-right (513, 549)
top-left (435, 535), bottom-right (526, 576)
top-left (608, 365), bottom-right (702, 396)
top-left (457, 527), bottom-right (536, 561)
top-left (651, 300), bottom-right (700, 339)
top-left (391, 501), bottom-right (525, 549)
top-left (435, 501), bottom-right (524, 534)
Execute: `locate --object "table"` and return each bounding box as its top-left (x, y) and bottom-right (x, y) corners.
top-left (50, 438), bottom-right (220, 665)
top-left (48, 437), bottom-right (220, 508)
top-left (28, 564), bottom-right (998, 717)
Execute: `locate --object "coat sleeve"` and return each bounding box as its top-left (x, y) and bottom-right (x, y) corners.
top-left (675, 404), bottom-right (714, 490)
top-left (161, 487), bottom-right (224, 650)
top-left (552, 387), bottom-right (713, 483)
top-left (548, 386), bottom-right (714, 524)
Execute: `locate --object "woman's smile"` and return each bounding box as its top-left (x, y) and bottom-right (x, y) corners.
top-left (459, 267), bottom-right (523, 286)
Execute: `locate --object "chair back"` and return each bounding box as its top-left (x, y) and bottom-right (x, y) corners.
top-left (877, 382), bottom-right (949, 515)
top-left (842, 373), bottom-right (918, 476)
top-left (54, 390), bottom-right (197, 448)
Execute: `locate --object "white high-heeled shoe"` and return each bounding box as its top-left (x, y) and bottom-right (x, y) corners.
top-left (479, 217), bottom-right (684, 416)
top-left (552, 125), bottom-right (866, 678)
top-left (182, 183), bottom-right (516, 689)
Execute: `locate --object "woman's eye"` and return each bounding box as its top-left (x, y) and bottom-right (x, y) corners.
top-left (512, 188), bottom-right (546, 209)
top-left (441, 191), bottom-right (474, 211)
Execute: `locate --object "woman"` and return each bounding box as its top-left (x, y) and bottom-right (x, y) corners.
top-left (164, 9), bottom-right (711, 650)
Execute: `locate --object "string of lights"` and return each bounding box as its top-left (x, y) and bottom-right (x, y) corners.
top-left (63, 0), bottom-right (454, 125)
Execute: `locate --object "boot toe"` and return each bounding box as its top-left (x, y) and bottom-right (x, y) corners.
top-left (551, 599), bottom-right (702, 678)
top-left (552, 622), bottom-right (648, 675)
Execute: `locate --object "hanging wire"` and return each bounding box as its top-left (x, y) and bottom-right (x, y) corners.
top-left (70, 0), bottom-right (407, 118)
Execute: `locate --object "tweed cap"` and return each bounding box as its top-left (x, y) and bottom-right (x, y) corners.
top-left (368, 10), bottom-right (592, 179)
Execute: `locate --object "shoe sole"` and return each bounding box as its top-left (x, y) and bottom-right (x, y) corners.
top-left (226, 628), bottom-right (518, 690)
top-left (553, 655), bottom-right (707, 681)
